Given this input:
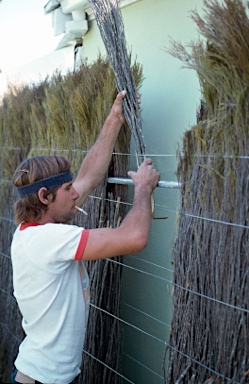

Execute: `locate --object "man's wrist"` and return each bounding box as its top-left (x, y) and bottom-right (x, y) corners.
top-left (134, 183), bottom-right (153, 196)
top-left (108, 109), bottom-right (125, 125)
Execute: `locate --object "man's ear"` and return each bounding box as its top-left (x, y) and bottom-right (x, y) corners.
top-left (38, 187), bottom-right (50, 205)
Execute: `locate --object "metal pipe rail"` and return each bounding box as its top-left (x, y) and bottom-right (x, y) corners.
top-left (107, 177), bottom-right (181, 189)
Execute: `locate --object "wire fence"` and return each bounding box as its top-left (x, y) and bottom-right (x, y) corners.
top-left (0, 149), bottom-right (248, 383)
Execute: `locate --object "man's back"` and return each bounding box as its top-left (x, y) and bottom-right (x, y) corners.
top-left (11, 222), bottom-right (90, 384)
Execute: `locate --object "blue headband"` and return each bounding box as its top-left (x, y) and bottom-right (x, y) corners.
top-left (16, 171), bottom-right (73, 198)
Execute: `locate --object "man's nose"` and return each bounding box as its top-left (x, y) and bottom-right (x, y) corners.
top-left (72, 187), bottom-right (79, 200)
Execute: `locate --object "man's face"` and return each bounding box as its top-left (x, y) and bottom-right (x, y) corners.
top-left (46, 181), bottom-right (79, 223)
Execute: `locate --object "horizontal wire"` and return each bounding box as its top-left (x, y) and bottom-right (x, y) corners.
top-left (82, 349), bottom-right (135, 384)
top-left (0, 179), bottom-right (10, 183)
top-left (0, 166), bottom-right (248, 381)
top-left (173, 281), bottom-right (249, 313)
top-left (1, 275), bottom-right (246, 382)
top-left (0, 215), bottom-right (15, 223)
top-left (2, 180), bottom-right (249, 228)
top-left (0, 251), bottom-right (11, 260)
top-left (90, 303), bottom-right (166, 345)
top-left (154, 203), bottom-right (249, 229)
top-left (124, 303), bottom-right (170, 327)
top-left (3, 146), bottom-right (249, 159)
top-left (1, 243), bottom-right (173, 278)
top-left (0, 214), bottom-right (248, 313)
top-left (89, 195), bottom-right (249, 230)
top-left (0, 239), bottom-right (170, 284)
top-left (110, 152), bottom-right (249, 160)
top-left (0, 287), bottom-right (16, 301)
top-left (2, 190), bottom-right (249, 231)
top-left (114, 152), bottom-right (177, 158)
top-left (88, 194), bottom-right (132, 206)
top-left (0, 285), bottom-right (164, 383)
top-left (127, 254), bottom-right (173, 274)
top-left (0, 250), bottom-right (170, 330)
top-left (109, 258), bottom-right (172, 283)
top-left (165, 342), bottom-right (240, 384)
top-left (2, 250), bottom-right (247, 314)
top-left (1, 252), bottom-right (247, 322)
top-left (0, 146), bottom-right (177, 157)
top-left (0, 294), bottom-right (240, 384)
top-left (192, 154), bottom-right (249, 160)
top-left (0, 309), bottom-right (240, 384)
top-left (178, 210), bottom-right (249, 229)
top-left (123, 353), bottom-right (164, 380)
top-left (107, 259), bottom-right (249, 313)
top-left (90, 303), bottom-right (240, 383)
top-left (0, 321), bottom-right (21, 343)
top-left (0, 252), bottom-right (173, 326)
top-left (0, 289), bottom-right (243, 384)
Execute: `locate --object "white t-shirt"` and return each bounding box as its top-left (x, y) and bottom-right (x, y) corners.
top-left (11, 222), bottom-right (90, 384)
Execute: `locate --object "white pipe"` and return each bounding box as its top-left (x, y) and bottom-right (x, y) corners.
top-left (107, 177), bottom-right (181, 189)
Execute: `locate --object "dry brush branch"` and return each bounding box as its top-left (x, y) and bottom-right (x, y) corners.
top-left (89, 0), bottom-right (146, 164)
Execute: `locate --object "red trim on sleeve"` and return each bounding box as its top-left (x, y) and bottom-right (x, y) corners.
top-left (75, 230), bottom-right (90, 260)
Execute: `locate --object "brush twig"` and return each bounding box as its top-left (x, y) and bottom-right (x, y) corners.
top-left (89, 0), bottom-right (146, 165)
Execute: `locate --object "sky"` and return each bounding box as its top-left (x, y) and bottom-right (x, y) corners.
top-left (0, 0), bottom-right (61, 72)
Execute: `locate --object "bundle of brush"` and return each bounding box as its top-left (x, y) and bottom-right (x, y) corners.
top-left (89, 0), bottom-right (146, 165)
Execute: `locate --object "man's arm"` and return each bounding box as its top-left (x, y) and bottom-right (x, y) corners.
top-left (73, 90), bottom-right (128, 205)
top-left (80, 158), bottom-right (160, 260)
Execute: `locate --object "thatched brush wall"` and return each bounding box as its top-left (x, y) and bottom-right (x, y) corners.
top-left (0, 56), bottom-right (143, 383)
top-left (166, 1), bottom-right (249, 383)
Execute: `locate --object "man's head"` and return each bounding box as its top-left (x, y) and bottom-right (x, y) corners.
top-left (12, 155), bottom-right (72, 224)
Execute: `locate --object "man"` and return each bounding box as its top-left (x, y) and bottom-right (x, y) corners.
top-left (10, 90), bottom-right (160, 384)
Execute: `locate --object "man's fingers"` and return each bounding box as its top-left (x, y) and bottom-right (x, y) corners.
top-left (127, 171), bottom-right (137, 179)
top-left (118, 90), bottom-right (127, 99)
top-left (144, 158), bottom-right (152, 165)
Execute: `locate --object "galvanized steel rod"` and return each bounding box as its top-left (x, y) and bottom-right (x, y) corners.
top-left (107, 177), bottom-right (181, 189)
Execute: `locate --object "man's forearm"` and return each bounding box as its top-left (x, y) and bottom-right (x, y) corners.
top-left (74, 113), bottom-right (123, 203)
top-left (79, 159), bottom-right (160, 261)
top-left (119, 185), bottom-right (153, 250)
top-left (83, 118), bottom-right (119, 175)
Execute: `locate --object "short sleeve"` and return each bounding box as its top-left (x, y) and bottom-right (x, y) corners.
top-left (75, 230), bottom-right (89, 260)
top-left (22, 223), bottom-right (86, 273)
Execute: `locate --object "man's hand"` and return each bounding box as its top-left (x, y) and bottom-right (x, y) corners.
top-left (109, 90), bottom-right (127, 125)
top-left (74, 90), bottom-right (142, 205)
top-left (128, 158), bottom-right (160, 194)
top-left (109, 90), bottom-right (141, 125)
